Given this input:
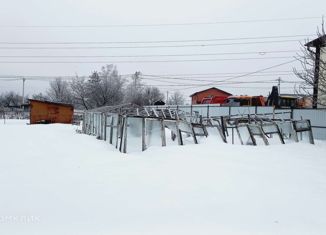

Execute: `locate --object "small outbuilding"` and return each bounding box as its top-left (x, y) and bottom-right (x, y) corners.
top-left (154, 100), bottom-right (166, 105)
top-left (190, 87), bottom-right (232, 104)
top-left (29, 99), bottom-right (74, 124)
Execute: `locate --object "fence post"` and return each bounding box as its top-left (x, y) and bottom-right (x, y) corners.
top-left (123, 117), bottom-right (128, 153)
top-left (273, 107), bottom-right (275, 120)
top-left (99, 114), bottom-right (103, 139)
top-left (103, 113), bottom-right (107, 141)
top-left (160, 119), bottom-right (166, 147)
top-left (115, 115), bottom-right (121, 149)
top-left (142, 118), bottom-right (147, 151)
top-left (175, 121), bottom-right (183, 145)
top-left (109, 116), bottom-right (114, 144)
top-left (82, 112), bottom-right (86, 133)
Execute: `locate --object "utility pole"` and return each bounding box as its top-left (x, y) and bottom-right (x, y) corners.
top-left (305, 36), bottom-right (324, 109)
top-left (22, 78), bottom-right (26, 106)
top-left (277, 77), bottom-right (281, 95)
top-left (312, 45), bottom-right (321, 109)
top-left (133, 71), bottom-right (141, 87)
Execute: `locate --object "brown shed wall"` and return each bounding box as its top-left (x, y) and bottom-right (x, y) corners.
top-left (191, 88), bottom-right (230, 104)
top-left (29, 100), bottom-right (74, 124)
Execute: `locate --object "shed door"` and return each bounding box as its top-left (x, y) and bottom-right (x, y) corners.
top-left (48, 106), bottom-right (59, 123)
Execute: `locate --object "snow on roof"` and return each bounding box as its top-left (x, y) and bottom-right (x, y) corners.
top-left (28, 99), bottom-right (74, 108)
top-left (88, 103), bottom-right (141, 114)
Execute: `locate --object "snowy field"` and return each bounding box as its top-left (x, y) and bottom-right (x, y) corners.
top-left (1, 119), bottom-right (326, 235)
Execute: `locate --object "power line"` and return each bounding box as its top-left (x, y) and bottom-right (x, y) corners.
top-left (141, 76), bottom-right (300, 85)
top-left (0, 77), bottom-right (300, 85)
top-left (0, 16), bottom-right (321, 28)
top-left (0, 39), bottom-right (304, 50)
top-left (0, 61), bottom-right (300, 83)
top-left (211, 60), bottom-right (298, 83)
top-left (0, 34), bottom-right (312, 44)
top-left (144, 84), bottom-right (297, 89)
top-left (141, 70), bottom-right (299, 76)
top-left (0, 50), bottom-right (299, 58)
top-left (140, 73), bottom-right (297, 81)
top-left (170, 59), bottom-right (298, 91)
top-left (0, 70), bottom-right (301, 79)
top-left (141, 79), bottom-right (298, 86)
top-left (140, 78), bottom-right (300, 86)
top-left (0, 56), bottom-right (296, 64)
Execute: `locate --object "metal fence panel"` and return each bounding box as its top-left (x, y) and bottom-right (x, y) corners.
top-left (84, 106), bottom-right (326, 151)
top-left (126, 117), bottom-right (143, 152)
top-left (208, 106), bottom-right (230, 117)
top-left (256, 106), bottom-right (274, 115)
top-left (274, 109), bottom-right (292, 120)
top-left (230, 106), bottom-right (256, 116)
top-left (190, 105), bottom-right (209, 118)
top-left (293, 109), bottom-right (326, 140)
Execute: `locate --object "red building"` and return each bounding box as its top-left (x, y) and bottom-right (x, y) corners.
top-left (190, 87), bottom-right (232, 104)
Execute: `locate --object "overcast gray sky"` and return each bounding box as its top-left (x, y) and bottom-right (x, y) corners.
top-left (0, 0), bottom-right (325, 101)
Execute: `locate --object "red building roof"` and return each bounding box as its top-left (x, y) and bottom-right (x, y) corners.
top-left (190, 87), bottom-right (232, 97)
top-left (190, 87), bottom-right (232, 104)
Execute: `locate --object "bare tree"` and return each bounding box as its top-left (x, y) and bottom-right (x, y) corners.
top-left (70, 76), bottom-right (91, 109)
top-left (0, 91), bottom-right (23, 107)
top-left (294, 22), bottom-right (326, 107)
top-left (142, 87), bottom-right (165, 105)
top-left (124, 71), bottom-right (144, 105)
top-left (167, 91), bottom-right (186, 105)
top-left (87, 65), bottom-right (125, 108)
top-left (47, 78), bottom-right (73, 104)
top-left (31, 92), bottom-right (48, 101)
top-left (124, 72), bottom-right (165, 106)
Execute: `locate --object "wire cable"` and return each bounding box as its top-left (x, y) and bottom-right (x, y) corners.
top-left (0, 34), bottom-right (312, 45)
top-left (0, 56), bottom-right (296, 64)
top-left (0, 39), bottom-right (304, 50)
top-left (0, 16), bottom-right (321, 28)
top-left (170, 59), bottom-right (298, 91)
top-left (0, 50), bottom-right (299, 58)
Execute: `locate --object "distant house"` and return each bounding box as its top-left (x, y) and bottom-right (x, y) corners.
top-left (279, 94), bottom-right (313, 108)
top-left (29, 99), bottom-right (74, 124)
top-left (190, 87), bottom-right (232, 104)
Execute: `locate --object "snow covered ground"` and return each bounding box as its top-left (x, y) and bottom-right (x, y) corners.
top-left (1, 119), bottom-right (326, 235)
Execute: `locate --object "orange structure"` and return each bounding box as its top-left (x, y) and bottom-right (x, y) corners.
top-left (223, 96), bottom-right (266, 106)
top-left (190, 87), bottom-right (232, 104)
top-left (29, 99), bottom-right (74, 124)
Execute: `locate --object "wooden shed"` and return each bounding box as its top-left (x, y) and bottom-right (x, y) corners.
top-left (190, 87), bottom-right (232, 104)
top-left (29, 99), bottom-right (74, 124)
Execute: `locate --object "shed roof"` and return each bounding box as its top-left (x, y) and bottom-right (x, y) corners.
top-left (28, 99), bottom-right (74, 108)
top-left (189, 87), bottom-right (232, 97)
top-left (279, 93), bottom-right (311, 98)
top-left (305, 35), bottom-right (326, 47)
